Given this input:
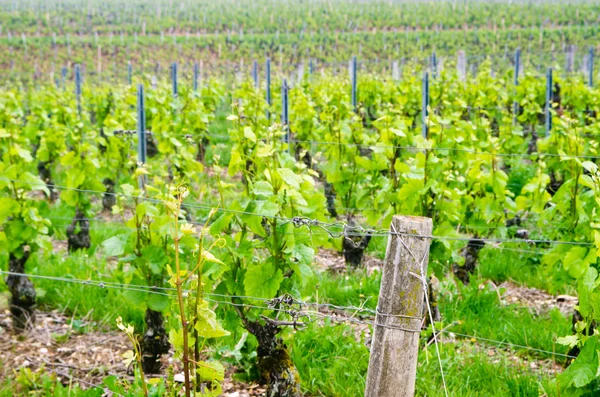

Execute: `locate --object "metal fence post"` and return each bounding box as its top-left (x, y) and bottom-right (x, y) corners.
top-left (137, 84), bottom-right (147, 189)
top-left (422, 71), bottom-right (429, 138)
top-left (75, 64), bottom-right (82, 116)
top-left (281, 79), bottom-right (290, 152)
top-left (545, 67), bottom-right (553, 135)
top-left (589, 47), bottom-right (594, 88)
top-left (172, 62), bottom-right (178, 97)
top-left (351, 56), bottom-right (357, 112)
top-left (266, 58), bottom-right (272, 120)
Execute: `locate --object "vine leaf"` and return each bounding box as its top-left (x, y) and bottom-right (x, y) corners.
top-left (244, 259), bottom-right (283, 299)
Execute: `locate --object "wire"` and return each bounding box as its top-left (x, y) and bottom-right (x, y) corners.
top-left (444, 330), bottom-right (576, 359)
top-left (0, 270), bottom-right (379, 316)
top-left (5, 177), bottom-right (595, 247)
top-left (289, 138), bottom-right (600, 160)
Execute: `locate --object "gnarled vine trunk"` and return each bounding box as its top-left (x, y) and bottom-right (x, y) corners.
top-left (323, 181), bottom-right (338, 218)
top-left (102, 178), bottom-right (116, 211)
top-left (6, 249), bottom-right (36, 332)
top-left (342, 234), bottom-right (371, 267)
top-left (67, 209), bottom-right (91, 251)
top-left (141, 309), bottom-right (170, 374)
top-left (453, 238), bottom-right (485, 284)
top-left (247, 321), bottom-right (301, 397)
top-left (146, 135), bottom-right (159, 158)
top-left (37, 161), bottom-right (58, 201)
top-left (196, 137), bottom-right (210, 163)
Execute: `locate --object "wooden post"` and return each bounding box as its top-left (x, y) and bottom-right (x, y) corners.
top-left (364, 215), bottom-right (433, 397)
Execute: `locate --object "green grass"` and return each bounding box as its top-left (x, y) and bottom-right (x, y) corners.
top-left (0, 366), bottom-right (104, 397)
top-left (290, 321), bottom-right (561, 397)
top-left (478, 245), bottom-right (575, 295)
top-left (416, 343), bottom-right (559, 397)
top-left (438, 280), bottom-right (572, 362)
top-left (301, 269), bottom-right (381, 311)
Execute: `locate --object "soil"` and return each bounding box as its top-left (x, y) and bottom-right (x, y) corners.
top-left (0, 305), bottom-right (264, 396)
top-left (314, 248), bottom-right (383, 275)
top-left (498, 281), bottom-right (577, 317)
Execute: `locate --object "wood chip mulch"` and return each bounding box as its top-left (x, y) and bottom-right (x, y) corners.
top-left (0, 308), bottom-right (264, 396)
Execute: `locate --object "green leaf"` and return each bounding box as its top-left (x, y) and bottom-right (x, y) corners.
top-left (101, 234), bottom-right (129, 256)
top-left (202, 250), bottom-right (224, 265)
top-left (14, 145), bottom-right (33, 162)
top-left (147, 293), bottom-right (169, 312)
top-left (210, 213), bottom-right (233, 235)
top-left (244, 259), bottom-right (283, 299)
top-left (253, 180), bottom-right (273, 196)
top-left (557, 335), bottom-right (580, 349)
top-left (120, 184), bottom-right (135, 196)
top-left (243, 126), bottom-right (256, 142)
top-left (196, 361), bottom-right (225, 382)
top-left (292, 244), bottom-right (315, 265)
top-left (195, 301), bottom-right (230, 339)
top-left (141, 246), bottom-right (168, 275)
top-left (16, 172), bottom-right (50, 196)
top-left (277, 168), bottom-right (302, 190)
top-left (290, 261), bottom-right (313, 285)
top-left (255, 200), bottom-right (279, 217)
top-left (564, 246), bottom-right (590, 279)
top-left (0, 198), bottom-right (20, 223)
top-left (559, 336), bottom-right (598, 390)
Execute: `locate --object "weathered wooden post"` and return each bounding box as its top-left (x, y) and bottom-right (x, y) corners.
top-left (364, 215), bottom-right (433, 397)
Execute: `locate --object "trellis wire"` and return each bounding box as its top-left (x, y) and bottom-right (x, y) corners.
top-left (0, 270), bottom-right (575, 360)
top-left (1, 177), bottom-right (593, 247)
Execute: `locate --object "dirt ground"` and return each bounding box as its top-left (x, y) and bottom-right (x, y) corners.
top-left (0, 308), bottom-right (264, 396)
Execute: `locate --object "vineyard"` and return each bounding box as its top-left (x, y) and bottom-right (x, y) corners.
top-left (2, 0), bottom-right (600, 396)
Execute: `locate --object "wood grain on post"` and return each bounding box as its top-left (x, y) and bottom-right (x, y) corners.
top-left (364, 215), bottom-right (433, 397)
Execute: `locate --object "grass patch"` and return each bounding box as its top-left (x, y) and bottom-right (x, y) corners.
top-left (439, 280), bottom-right (572, 362)
top-left (478, 245), bottom-right (575, 295)
top-left (290, 322), bottom-right (560, 397)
